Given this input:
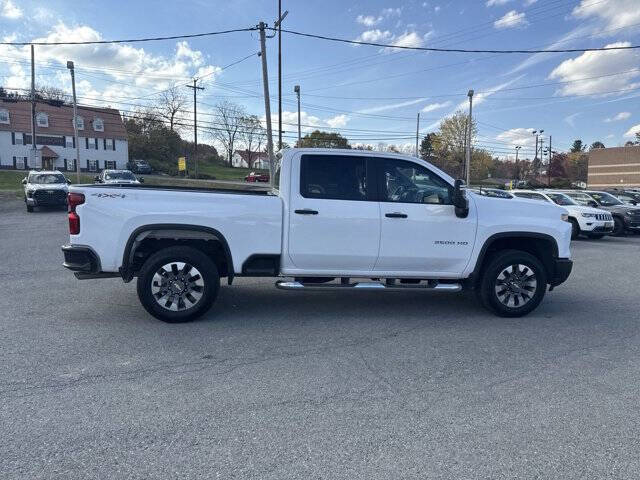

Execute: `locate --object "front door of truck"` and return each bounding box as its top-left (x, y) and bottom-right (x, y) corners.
top-left (374, 158), bottom-right (476, 276)
top-left (287, 153), bottom-right (380, 272)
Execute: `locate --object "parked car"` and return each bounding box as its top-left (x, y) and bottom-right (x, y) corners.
top-left (95, 169), bottom-right (142, 185)
top-left (562, 190), bottom-right (640, 236)
top-left (511, 190), bottom-right (613, 239)
top-left (127, 160), bottom-right (152, 174)
top-left (468, 187), bottom-right (514, 199)
top-left (244, 171), bottom-right (269, 183)
top-left (62, 148), bottom-right (572, 322)
top-left (605, 189), bottom-right (640, 206)
top-left (22, 170), bottom-right (70, 212)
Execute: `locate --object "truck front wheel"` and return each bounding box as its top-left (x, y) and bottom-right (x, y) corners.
top-left (478, 250), bottom-right (547, 317)
top-left (136, 246), bottom-right (220, 323)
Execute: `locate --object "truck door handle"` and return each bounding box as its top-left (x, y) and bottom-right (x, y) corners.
top-left (295, 209), bottom-right (319, 215)
top-left (385, 212), bottom-right (408, 218)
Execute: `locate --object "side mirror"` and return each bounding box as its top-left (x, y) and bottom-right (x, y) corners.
top-left (21, 178), bottom-right (27, 185)
top-left (138, 177), bottom-right (144, 183)
top-left (587, 200), bottom-right (598, 208)
top-left (453, 179), bottom-right (469, 218)
top-left (66, 178), bottom-right (72, 184)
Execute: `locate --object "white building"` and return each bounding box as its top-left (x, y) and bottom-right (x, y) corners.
top-left (231, 149), bottom-right (269, 169)
top-left (0, 98), bottom-right (128, 172)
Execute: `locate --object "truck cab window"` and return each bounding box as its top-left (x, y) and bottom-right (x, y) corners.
top-left (381, 159), bottom-right (451, 205)
top-left (300, 155), bottom-right (366, 201)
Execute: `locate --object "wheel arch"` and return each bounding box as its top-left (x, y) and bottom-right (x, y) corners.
top-left (120, 224), bottom-right (234, 284)
top-left (471, 232), bottom-right (559, 286)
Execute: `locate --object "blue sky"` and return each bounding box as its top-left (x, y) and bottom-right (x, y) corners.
top-left (0, 0), bottom-right (639, 159)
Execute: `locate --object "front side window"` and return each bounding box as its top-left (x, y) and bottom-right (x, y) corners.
top-left (36, 112), bottom-right (48, 127)
top-left (566, 193), bottom-right (592, 206)
top-left (300, 154), bottom-right (367, 201)
top-left (381, 159), bottom-right (451, 204)
top-left (588, 192), bottom-right (623, 206)
top-left (547, 192), bottom-right (576, 206)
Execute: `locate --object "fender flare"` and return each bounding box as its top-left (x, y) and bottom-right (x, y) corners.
top-left (120, 223), bottom-right (234, 283)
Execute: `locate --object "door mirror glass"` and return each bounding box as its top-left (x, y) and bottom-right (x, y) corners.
top-left (21, 178), bottom-right (27, 185)
top-left (453, 179), bottom-right (469, 218)
top-left (588, 200), bottom-right (598, 208)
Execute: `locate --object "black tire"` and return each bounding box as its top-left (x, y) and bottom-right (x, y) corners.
top-left (612, 216), bottom-right (625, 237)
top-left (586, 233), bottom-right (605, 239)
top-left (136, 246), bottom-right (219, 323)
top-left (569, 218), bottom-right (580, 240)
top-left (478, 249), bottom-right (547, 318)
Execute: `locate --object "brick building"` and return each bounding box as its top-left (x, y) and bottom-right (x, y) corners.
top-left (588, 145), bottom-right (640, 188)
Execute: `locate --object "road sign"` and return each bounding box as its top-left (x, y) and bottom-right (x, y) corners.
top-left (178, 157), bottom-right (186, 171)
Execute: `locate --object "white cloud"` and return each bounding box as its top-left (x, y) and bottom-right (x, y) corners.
top-left (326, 114), bottom-right (348, 128)
top-left (604, 112), bottom-right (631, 122)
top-left (381, 8), bottom-right (402, 17)
top-left (356, 15), bottom-right (382, 27)
top-left (548, 42), bottom-right (640, 96)
top-left (486, 0), bottom-right (511, 6)
top-left (606, 133), bottom-right (615, 139)
top-left (496, 127), bottom-right (536, 147)
top-left (358, 98), bottom-right (426, 114)
top-left (390, 31), bottom-right (428, 48)
top-left (434, 5), bottom-right (441, 12)
top-left (1, 0), bottom-right (22, 19)
top-left (355, 29), bottom-right (393, 43)
top-left (564, 113), bottom-right (580, 127)
top-left (573, 0), bottom-right (640, 31)
top-left (524, 0), bottom-right (538, 4)
top-left (624, 124), bottom-right (640, 137)
top-left (494, 10), bottom-right (527, 29)
top-left (421, 101), bottom-right (452, 112)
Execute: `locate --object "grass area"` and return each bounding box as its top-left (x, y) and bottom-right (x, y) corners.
top-left (196, 163), bottom-right (268, 181)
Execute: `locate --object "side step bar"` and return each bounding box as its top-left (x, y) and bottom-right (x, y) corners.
top-left (275, 280), bottom-right (462, 292)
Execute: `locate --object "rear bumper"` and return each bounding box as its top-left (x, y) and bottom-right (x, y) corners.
top-left (550, 258), bottom-right (573, 287)
top-left (62, 245), bottom-right (101, 273)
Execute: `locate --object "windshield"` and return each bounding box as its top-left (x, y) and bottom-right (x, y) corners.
top-left (29, 174), bottom-right (66, 184)
top-left (588, 191), bottom-right (623, 206)
top-left (547, 192), bottom-right (576, 206)
top-left (105, 171), bottom-right (136, 180)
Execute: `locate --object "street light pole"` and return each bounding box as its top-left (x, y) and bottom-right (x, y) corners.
top-left (294, 85), bottom-right (301, 145)
top-left (515, 145), bottom-right (521, 182)
top-left (67, 61), bottom-right (81, 183)
top-left (465, 89), bottom-right (474, 186)
top-left (278, 0), bottom-right (282, 150)
top-left (415, 112), bottom-right (420, 158)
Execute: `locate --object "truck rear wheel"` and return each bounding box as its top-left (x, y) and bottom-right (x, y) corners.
top-left (136, 246), bottom-right (220, 323)
top-left (478, 250), bottom-right (547, 317)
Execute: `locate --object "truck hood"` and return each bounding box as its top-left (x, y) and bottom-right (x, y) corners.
top-left (563, 204), bottom-right (610, 216)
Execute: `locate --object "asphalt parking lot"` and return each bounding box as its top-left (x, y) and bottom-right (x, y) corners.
top-left (2, 195), bottom-right (640, 479)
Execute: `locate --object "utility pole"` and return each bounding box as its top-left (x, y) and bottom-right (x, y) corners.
top-left (67, 61), bottom-right (81, 183)
top-left (186, 79), bottom-right (204, 178)
top-left (547, 135), bottom-right (552, 186)
top-left (294, 85), bottom-right (301, 145)
top-left (278, 0), bottom-right (282, 150)
top-left (259, 22), bottom-right (276, 186)
top-left (515, 145), bottom-right (521, 182)
top-left (465, 89), bottom-right (474, 186)
top-left (415, 112), bottom-right (420, 158)
top-left (30, 45), bottom-right (36, 169)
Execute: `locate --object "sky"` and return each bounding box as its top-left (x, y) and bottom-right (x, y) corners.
top-left (0, 0), bottom-right (639, 159)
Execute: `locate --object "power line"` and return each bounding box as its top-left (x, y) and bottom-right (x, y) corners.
top-left (276, 28), bottom-right (640, 54)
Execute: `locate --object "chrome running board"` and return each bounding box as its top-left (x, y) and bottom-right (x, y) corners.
top-left (275, 280), bottom-right (462, 292)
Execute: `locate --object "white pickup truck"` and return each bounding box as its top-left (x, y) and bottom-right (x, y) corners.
top-left (62, 148), bottom-right (573, 322)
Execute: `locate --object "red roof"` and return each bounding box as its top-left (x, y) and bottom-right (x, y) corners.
top-left (234, 149), bottom-right (268, 162)
top-left (39, 146), bottom-right (58, 158)
top-left (0, 98), bottom-right (127, 140)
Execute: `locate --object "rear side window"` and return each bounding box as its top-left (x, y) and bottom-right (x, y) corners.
top-left (300, 154), bottom-right (367, 201)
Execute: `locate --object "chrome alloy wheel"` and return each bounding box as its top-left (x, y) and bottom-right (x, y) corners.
top-left (151, 262), bottom-right (204, 311)
top-left (494, 264), bottom-right (537, 308)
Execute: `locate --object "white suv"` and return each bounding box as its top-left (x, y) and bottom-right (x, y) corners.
top-left (511, 190), bottom-right (613, 239)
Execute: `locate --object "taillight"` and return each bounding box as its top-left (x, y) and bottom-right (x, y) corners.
top-left (68, 192), bottom-right (84, 235)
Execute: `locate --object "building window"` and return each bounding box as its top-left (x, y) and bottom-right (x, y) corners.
top-left (105, 138), bottom-right (114, 150)
top-left (15, 133), bottom-right (23, 145)
top-left (74, 116), bottom-right (84, 130)
top-left (0, 109), bottom-right (9, 124)
top-left (65, 136), bottom-right (74, 148)
top-left (36, 112), bottom-right (49, 128)
top-left (93, 118), bottom-right (104, 132)
top-left (88, 159), bottom-right (98, 172)
top-left (105, 160), bottom-right (116, 169)
top-left (86, 137), bottom-right (97, 149)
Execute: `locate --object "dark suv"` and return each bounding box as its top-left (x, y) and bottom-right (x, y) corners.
top-left (127, 160), bottom-right (152, 174)
top-left (605, 189), bottom-right (640, 206)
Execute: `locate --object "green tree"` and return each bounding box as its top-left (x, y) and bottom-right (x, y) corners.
top-left (636, 132), bottom-right (640, 145)
top-left (590, 141), bottom-right (605, 150)
top-left (566, 152), bottom-right (588, 182)
top-left (297, 130), bottom-right (350, 149)
top-left (419, 133), bottom-right (437, 160)
top-left (432, 111), bottom-right (477, 178)
top-left (570, 139), bottom-right (585, 153)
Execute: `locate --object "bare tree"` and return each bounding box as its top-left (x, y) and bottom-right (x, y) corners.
top-left (36, 85), bottom-right (68, 103)
top-left (239, 115), bottom-right (266, 168)
top-left (211, 100), bottom-right (245, 166)
top-left (156, 86), bottom-right (187, 132)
